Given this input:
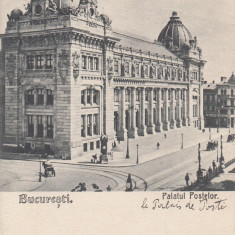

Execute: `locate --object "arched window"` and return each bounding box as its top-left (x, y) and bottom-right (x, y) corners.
top-left (125, 89), bottom-right (130, 102)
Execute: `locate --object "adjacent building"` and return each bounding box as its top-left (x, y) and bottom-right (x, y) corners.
top-left (0, 0), bottom-right (205, 159)
top-left (203, 74), bottom-right (235, 128)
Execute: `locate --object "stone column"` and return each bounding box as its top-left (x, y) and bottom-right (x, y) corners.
top-left (33, 90), bottom-right (37, 106)
top-left (33, 116), bottom-right (37, 138)
top-left (163, 89), bottom-right (169, 130)
top-left (119, 87), bottom-right (127, 140)
top-left (177, 89), bottom-right (182, 128)
top-left (44, 89), bottom-right (47, 106)
top-left (139, 87), bottom-right (147, 136)
top-left (43, 116), bottom-right (47, 138)
top-left (147, 88), bottom-right (154, 134)
top-left (182, 89), bottom-right (188, 126)
top-left (130, 88), bottom-right (138, 138)
top-left (170, 88), bottom-right (176, 129)
top-left (156, 88), bottom-right (162, 132)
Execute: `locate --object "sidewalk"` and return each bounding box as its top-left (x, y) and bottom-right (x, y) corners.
top-left (74, 127), bottom-right (232, 167)
top-left (0, 127), bottom-right (233, 168)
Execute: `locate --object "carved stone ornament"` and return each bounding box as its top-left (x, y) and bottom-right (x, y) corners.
top-left (58, 50), bottom-right (70, 85)
top-left (158, 66), bottom-right (163, 79)
top-left (72, 51), bottom-right (80, 69)
top-left (6, 54), bottom-right (16, 86)
top-left (47, 0), bottom-right (57, 13)
top-left (100, 14), bottom-right (112, 30)
top-left (107, 57), bottom-right (113, 72)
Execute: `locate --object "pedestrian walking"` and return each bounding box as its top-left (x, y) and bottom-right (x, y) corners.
top-left (208, 166), bottom-right (213, 179)
top-left (157, 142), bottom-right (160, 150)
top-left (164, 134), bottom-right (167, 138)
top-left (185, 173), bottom-right (189, 186)
top-left (212, 160), bottom-right (216, 171)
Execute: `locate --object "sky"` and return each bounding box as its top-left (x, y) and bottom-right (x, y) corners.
top-left (0, 0), bottom-right (234, 83)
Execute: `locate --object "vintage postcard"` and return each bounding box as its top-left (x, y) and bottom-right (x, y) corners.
top-left (0, 0), bottom-right (234, 234)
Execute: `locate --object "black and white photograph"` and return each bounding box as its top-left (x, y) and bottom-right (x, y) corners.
top-left (0, 0), bottom-right (234, 234)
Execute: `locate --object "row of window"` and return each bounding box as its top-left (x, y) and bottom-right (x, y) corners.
top-left (114, 89), bottom-right (184, 102)
top-left (26, 55), bottom-right (53, 70)
top-left (83, 141), bottom-right (100, 152)
top-left (81, 114), bottom-right (99, 137)
top-left (82, 55), bottom-right (99, 71)
top-left (27, 115), bottom-right (53, 139)
top-left (114, 60), bottom-right (187, 81)
top-left (25, 89), bottom-right (53, 106)
top-left (81, 89), bottom-right (100, 105)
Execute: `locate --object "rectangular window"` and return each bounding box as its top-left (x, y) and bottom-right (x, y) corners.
top-left (36, 55), bottom-right (43, 69)
top-left (27, 115), bottom-right (34, 137)
top-left (153, 90), bottom-right (157, 101)
top-left (82, 55), bottom-right (87, 69)
top-left (37, 116), bottom-right (43, 138)
top-left (47, 116), bottom-right (53, 139)
top-left (90, 142), bottom-right (94, 151)
top-left (87, 115), bottom-right (92, 136)
top-left (96, 141), bottom-right (100, 149)
top-left (93, 114), bottom-right (99, 135)
top-left (46, 54), bottom-right (53, 69)
top-left (27, 55), bottom-right (34, 69)
top-left (37, 89), bottom-right (44, 105)
top-left (81, 90), bottom-right (85, 105)
top-left (87, 89), bottom-right (92, 104)
top-left (231, 99), bottom-right (234, 106)
top-left (94, 57), bottom-right (99, 71)
top-left (83, 143), bottom-right (87, 152)
top-left (124, 62), bottom-right (129, 74)
top-left (46, 90), bottom-right (53, 106)
top-left (114, 89), bottom-right (119, 102)
top-left (231, 90), bottom-right (234, 97)
top-left (88, 57), bottom-right (93, 70)
top-left (136, 64), bottom-right (140, 75)
top-left (81, 115), bottom-right (86, 137)
top-left (93, 90), bottom-right (99, 105)
top-left (145, 90), bottom-right (149, 101)
top-left (26, 90), bottom-right (34, 105)
top-left (125, 89), bottom-right (130, 102)
top-left (231, 109), bottom-right (234, 115)
top-left (136, 89), bottom-right (140, 102)
top-left (114, 60), bottom-right (119, 73)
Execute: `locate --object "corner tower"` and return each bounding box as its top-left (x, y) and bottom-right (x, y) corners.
top-left (157, 11), bottom-right (206, 129)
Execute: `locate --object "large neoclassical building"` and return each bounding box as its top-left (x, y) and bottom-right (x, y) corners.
top-left (0, 0), bottom-right (205, 159)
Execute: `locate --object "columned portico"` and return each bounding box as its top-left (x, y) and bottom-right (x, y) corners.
top-left (155, 88), bottom-right (162, 132)
top-left (129, 87), bottom-right (138, 138)
top-left (147, 88), bottom-right (154, 134)
top-left (176, 89), bottom-right (182, 127)
top-left (170, 88), bottom-right (176, 129)
top-left (139, 88), bottom-right (147, 136)
top-left (163, 89), bottom-right (170, 130)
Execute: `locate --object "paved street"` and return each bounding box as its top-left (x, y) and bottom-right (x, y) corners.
top-left (1, 132), bottom-right (234, 191)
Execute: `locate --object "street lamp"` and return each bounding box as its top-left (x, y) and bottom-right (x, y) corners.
top-left (39, 155), bottom-right (42, 182)
top-left (181, 133), bottom-right (184, 149)
top-left (126, 130), bottom-right (130, 159)
top-left (216, 140), bottom-right (219, 162)
top-left (136, 144), bottom-right (139, 164)
top-left (209, 128), bottom-right (211, 141)
top-left (220, 135), bottom-right (225, 164)
top-left (196, 143), bottom-right (203, 182)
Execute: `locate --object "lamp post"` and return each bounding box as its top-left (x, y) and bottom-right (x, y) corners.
top-left (216, 140), bottom-right (219, 162)
top-left (209, 128), bottom-right (211, 141)
top-left (126, 130), bottom-right (130, 159)
top-left (181, 133), bottom-right (184, 149)
top-left (136, 144), bottom-right (139, 164)
top-left (197, 143), bottom-right (203, 182)
top-left (220, 135), bottom-right (225, 164)
top-left (39, 155), bottom-right (42, 182)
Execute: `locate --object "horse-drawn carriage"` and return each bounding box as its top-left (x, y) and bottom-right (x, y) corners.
top-left (227, 134), bottom-right (235, 143)
top-left (206, 141), bottom-right (218, 151)
top-left (42, 161), bottom-right (56, 177)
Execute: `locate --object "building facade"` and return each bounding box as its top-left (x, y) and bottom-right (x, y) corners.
top-left (0, 0), bottom-right (205, 159)
top-left (203, 74), bottom-right (235, 129)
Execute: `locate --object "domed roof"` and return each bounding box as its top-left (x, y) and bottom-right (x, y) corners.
top-left (158, 11), bottom-right (193, 50)
top-left (11, 8), bottom-right (23, 18)
top-left (61, 0), bottom-right (80, 9)
top-left (228, 73), bottom-right (235, 84)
